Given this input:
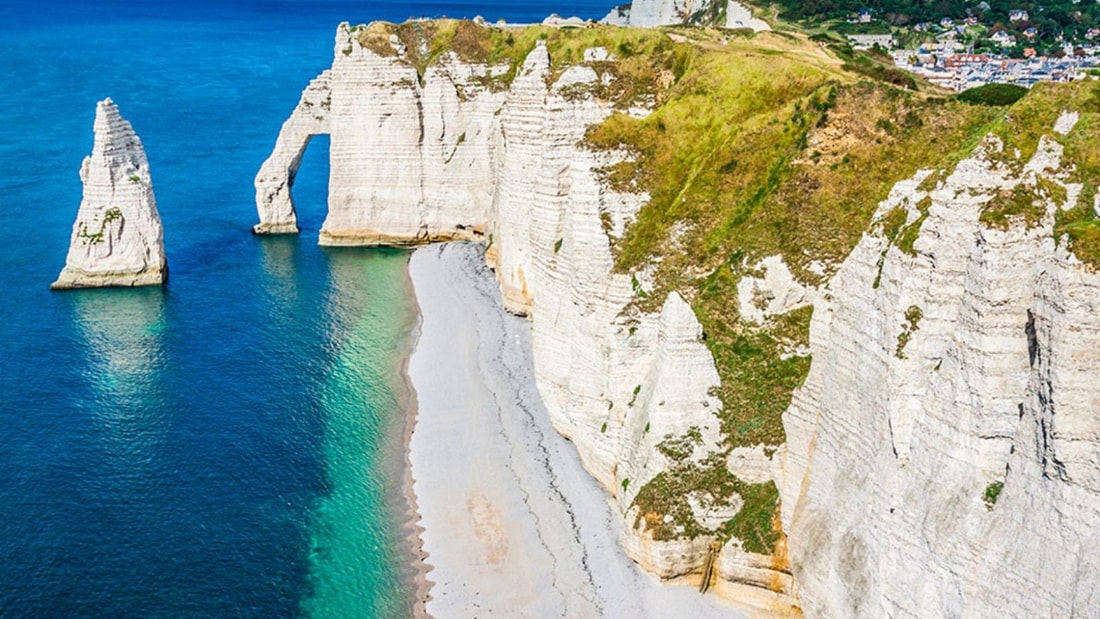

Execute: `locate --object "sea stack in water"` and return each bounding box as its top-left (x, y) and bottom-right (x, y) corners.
top-left (52, 99), bottom-right (167, 290)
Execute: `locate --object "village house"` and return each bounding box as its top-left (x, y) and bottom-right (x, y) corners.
top-left (991, 30), bottom-right (1016, 47)
top-left (945, 53), bottom-right (989, 68)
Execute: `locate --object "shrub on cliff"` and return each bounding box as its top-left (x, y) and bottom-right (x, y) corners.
top-left (956, 83), bottom-right (1028, 107)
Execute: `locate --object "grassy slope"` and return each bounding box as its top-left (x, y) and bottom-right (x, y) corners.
top-left (584, 31), bottom-right (1098, 551)
top-left (584, 29), bottom-right (997, 550)
top-left (350, 19), bottom-right (1100, 556)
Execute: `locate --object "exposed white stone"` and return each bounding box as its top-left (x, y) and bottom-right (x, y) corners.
top-left (779, 129), bottom-right (1100, 618)
top-left (726, 1), bottom-right (770, 31)
top-left (551, 65), bottom-right (599, 92)
top-left (53, 99), bottom-right (167, 290)
top-left (736, 255), bottom-right (813, 324)
top-left (602, 4), bottom-right (632, 26)
top-left (727, 445), bottom-right (774, 484)
top-left (688, 491), bottom-right (743, 529)
top-left (602, 0), bottom-right (712, 27)
top-left (601, 0), bottom-right (769, 29)
top-left (254, 71), bottom-right (332, 234)
top-left (1054, 110), bottom-right (1079, 136)
top-left (584, 46), bottom-right (611, 62)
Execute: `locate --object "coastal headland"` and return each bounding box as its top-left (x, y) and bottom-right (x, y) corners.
top-left (257, 14), bottom-right (1100, 618)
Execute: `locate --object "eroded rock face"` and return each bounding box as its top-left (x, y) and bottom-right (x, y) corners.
top-left (725, 1), bottom-right (770, 30)
top-left (601, 0), bottom-right (706, 27)
top-left (601, 0), bottom-right (770, 29)
top-left (780, 135), bottom-right (1100, 617)
top-left (53, 99), bottom-right (167, 290)
top-left (255, 22), bottom-right (767, 593)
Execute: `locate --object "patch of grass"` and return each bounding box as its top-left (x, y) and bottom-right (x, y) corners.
top-left (1055, 201), bottom-right (1100, 271)
top-left (983, 480), bottom-right (1004, 510)
top-left (895, 304), bottom-right (923, 359)
top-left (355, 20), bottom-right (688, 102)
top-left (657, 426), bottom-right (703, 461)
top-left (694, 267), bottom-right (812, 448)
top-left (878, 206), bottom-right (908, 243)
top-left (77, 207), bottom-right (123, 246)
top-left (987, 81), bottom-right (1100, 166)
top-left (980, 184), bottom-right (1048, 230)
top-left (896, 196), bottom-right (931, 256)
top-left (1049, 85), bottom-right (1100, 267)
top-left (720, 477), bottom-right (780, 554)
top-left (632, 452), bottom-right (780, 553)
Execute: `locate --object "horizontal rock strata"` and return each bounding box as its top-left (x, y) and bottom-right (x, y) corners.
top-left (53, 99), bottom-right (167, 289)
top-left (780, 135), bottom-right (1100, 617)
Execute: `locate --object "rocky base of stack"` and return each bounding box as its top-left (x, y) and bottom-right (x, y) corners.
top-left (51, 267), bottom-right (167, 290)
top-left (252, 222), bottom-right (299, 235)
top-left (317, 228), bottom-right (486, 247)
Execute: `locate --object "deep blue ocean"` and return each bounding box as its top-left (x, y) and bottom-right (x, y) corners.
top-left (0, 0), bottom-right (607, 616)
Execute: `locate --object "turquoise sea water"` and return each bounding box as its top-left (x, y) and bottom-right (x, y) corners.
top-left (0, 0), bottom-right (606, 616)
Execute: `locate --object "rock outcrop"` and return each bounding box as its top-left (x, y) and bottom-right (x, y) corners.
top-left (602, 0), bottom-right (769, 30)
top-left (780, 133), bottom-right (1100, 616)
top-left (725, 1), bottom-right (770, 31)
top-left (255, 21), bottom-right (779, 599)
top-left (53, 99), bottom-right (167, 289)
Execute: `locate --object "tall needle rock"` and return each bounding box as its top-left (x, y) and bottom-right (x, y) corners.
top-left (52, 98), bottom-right (167, 290)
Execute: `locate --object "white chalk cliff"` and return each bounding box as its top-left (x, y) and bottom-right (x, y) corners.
top-left (257, 21), bottom-right (1099, 617)
top-left (53, 99), bottom-right (167, 289)
top-left (255, 22), bottom-right (787, 603)
top-left (602, 0), bottom-right (769, 30)
top-left (780, 133), bottom-right (1100, 616)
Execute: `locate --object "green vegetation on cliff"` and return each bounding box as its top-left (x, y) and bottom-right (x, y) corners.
top-left (582, 28), bottom-right (1099, 551)
top-left (354, 20), bottom-right (690, 107)
top-left (982, 81), bottom-right (1100, 267)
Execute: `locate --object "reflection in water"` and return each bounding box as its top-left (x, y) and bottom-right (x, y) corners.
top-left (258, 235), bottom-right (302, 311)
top-left (72, 288), bottom-right (168, 470)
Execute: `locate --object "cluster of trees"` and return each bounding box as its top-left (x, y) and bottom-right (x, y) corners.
top-left (774, 0), bottom-right (1100, 39)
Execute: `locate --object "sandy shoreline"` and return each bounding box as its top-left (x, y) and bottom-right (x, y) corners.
top-left (402, 242), bottom-right (744, 618)
top-left (397, 257), bottom-right (433, 619)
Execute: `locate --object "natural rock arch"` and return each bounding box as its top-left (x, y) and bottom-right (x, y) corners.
top-left (253, 70), bottom-right (332, 234)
